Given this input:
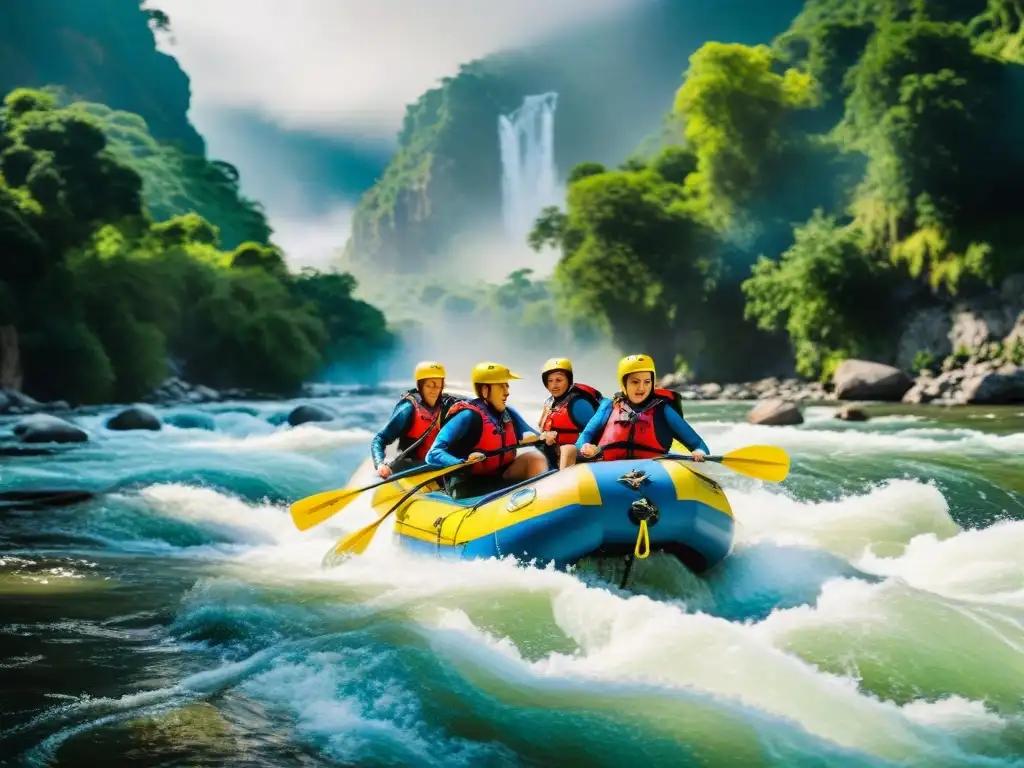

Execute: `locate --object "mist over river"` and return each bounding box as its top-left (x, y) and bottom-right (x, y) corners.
top-left (2, 389), bottom-right (1023, 767)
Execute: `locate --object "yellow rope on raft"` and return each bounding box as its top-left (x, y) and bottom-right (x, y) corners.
top-left (634, 519), bottom-right (650, 559)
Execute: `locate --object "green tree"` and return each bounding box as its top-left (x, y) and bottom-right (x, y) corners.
top-left (840, 20), bottom-right (1021, 291)
top-left (672, 42), bottom-right (817, 229)
top-left (566, 161), bottom-right (606, 184)
top-left (179, 267), bottom-right (326, 394)
top-left (231, 241), bottom-right (288, 278)
top-left (69, 100), bottom-right (273, 249)
top-left (1, 88), bottom-right (145, 253)
top-left (532, 168), bottom-right (718, 366)
top-left (289, 268), bottom-right (395, 366)
top-left (0, 87), bottom-right (395, 403)
top-left (742, 211), bottom-right (896, 377)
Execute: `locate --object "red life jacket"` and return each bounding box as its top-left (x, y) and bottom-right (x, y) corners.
top-left (541, 383), bottom-right (602, 446)
top-left (396, 391), bottom-right (464, 461)
top-left (444, 398), bottom-right (517, 475)
top-left (596, 388), bottom-right (685, 461)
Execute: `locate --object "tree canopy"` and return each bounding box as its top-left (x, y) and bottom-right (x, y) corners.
top-left (0, 88), bottom-right (394, 403)
top-left (531, 1), bottom-right (1024, 379)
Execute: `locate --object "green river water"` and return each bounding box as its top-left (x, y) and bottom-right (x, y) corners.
top-left (1, 392), bottom-right (1022, 767)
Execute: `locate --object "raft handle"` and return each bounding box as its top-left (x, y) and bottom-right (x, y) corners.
top-left (506, 488), bottom-right (537, 513)
top-left (628, 497), bottom-right (659, 560)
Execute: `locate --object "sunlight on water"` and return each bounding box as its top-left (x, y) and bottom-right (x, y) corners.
top-left (2, 396), bottom-right (1023, 766)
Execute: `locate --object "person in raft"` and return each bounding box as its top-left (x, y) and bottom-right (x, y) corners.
top-left (577, 354), bottom-right (710, 462)
top-left (536, 357), bottom-right (601, 470)
top-left (370, 361), bottom-right (464, 478)
top-left (426, 361), bottom-right (551, 498)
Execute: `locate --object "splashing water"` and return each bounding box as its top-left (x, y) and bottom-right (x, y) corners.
top-left (1, 395), bottom-right (1024, 766)
top-left (498, 92), bottom-right (563, 242)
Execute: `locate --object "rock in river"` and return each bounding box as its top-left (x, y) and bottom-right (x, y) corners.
top-left (746, 399), bottom-right (804, 426)
top-left (287, 403), bottom-right (337, 426)
top-left (12, 414), bottom-right (89, 444)
top-left (833, 360), bottom-right (913, 401)
top-left (106, 405), bottom-right (162, 431)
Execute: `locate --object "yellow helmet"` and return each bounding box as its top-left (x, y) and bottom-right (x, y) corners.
top-left (617, 354), bottom-right (656, 384)
top-left (413, 360), bottom-right (446, 381)
top-left (541, 357), bottom-right (573, 385)
top-left (471, 361), bottom-right (522, 385)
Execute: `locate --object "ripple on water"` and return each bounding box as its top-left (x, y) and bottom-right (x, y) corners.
top-left (2, 398), bottom-right (1024, 766)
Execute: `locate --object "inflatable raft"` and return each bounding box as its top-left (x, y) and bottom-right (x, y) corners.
top-left (366, 455), bottom-right (734, 574)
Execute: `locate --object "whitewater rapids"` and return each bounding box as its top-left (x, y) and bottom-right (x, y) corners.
top-left (1, 394), bottom-right (1023, 766)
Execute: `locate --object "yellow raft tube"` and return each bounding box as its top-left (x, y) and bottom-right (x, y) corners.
top-left (364, 450), bottom-right (734, 574)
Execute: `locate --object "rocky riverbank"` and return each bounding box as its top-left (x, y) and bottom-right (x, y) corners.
top-left (662, 358), bottom-right (1024, 407)
top-left (0, 376), bottom-right (410, 449)
top-left (657, 280), bottom-right (1024, 425)
top-left (4, 348), bottom-right (1022, 442)
top-left (659, 355), bottom-right (1024, 426)
top-left (901, 357), bottom-right (1024, 405)
top-left (0, 376), bottom-right (399, 417)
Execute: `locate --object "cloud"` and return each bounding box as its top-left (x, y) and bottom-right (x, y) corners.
top-left (187, 106), bottom-right (390, 213)
top-left (270, 204), bottom-right (354, 271)
top-left (148, 0), bottom-right (643, 138)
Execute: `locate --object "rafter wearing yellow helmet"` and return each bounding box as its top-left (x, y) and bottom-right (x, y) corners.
top-left (617, 354), bottom-right (656, 384)
top-left (370, 360), bottom-right (465, 479)
top-left (413, 360), bottom-right (446, 381)
top-left (537, 357), bottom-right (603, 471)
top-left (425, 361), bottom-right (547, 499)
top-left (577, 354), bottom-right (711, 464)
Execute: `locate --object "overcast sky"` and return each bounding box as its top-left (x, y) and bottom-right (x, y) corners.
top-left (149, 0), bottom-right (643, 139)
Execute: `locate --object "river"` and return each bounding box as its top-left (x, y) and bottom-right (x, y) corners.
top-left (1, 389), bottom-right (1023, 767)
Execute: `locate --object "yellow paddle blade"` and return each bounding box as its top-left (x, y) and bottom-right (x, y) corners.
top-left (301, 439), bottom-right (536, 537)
top-left (370, 475), bottom-right (423, 507)
top-left (290, 486), bottom-right (367, 531)
top-left (290, 464), bottom-right (459, 531)
top-left (333, 513), bottom-right (390, 556)
top-left (719, 445), bottom-right (790, 483)
top-left (335, 465), bottom-right (459, 556)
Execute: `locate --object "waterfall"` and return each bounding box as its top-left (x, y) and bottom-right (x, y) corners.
top-left (498, 92), bottom-right (562, 243)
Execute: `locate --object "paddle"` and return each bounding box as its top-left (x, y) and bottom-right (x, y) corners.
top-left (290, 463), bottom-right (440, 531)
top-left (587, 441), bottom-right (789, 483)
top-left (328, 439), bottom-right (538, 557)
top-left (327, 473), bottom-right (439, 558)
top-left (656, 444), bottom-right (790, 483)
top-left (290, 435), bottom-right (542, 531)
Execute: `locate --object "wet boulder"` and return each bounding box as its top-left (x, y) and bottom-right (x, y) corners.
top-left (835, 404), bottom-right (870, 421)
top-left (106, 405), bottom-right (162, 431)
top-left (746, 398), bottom-right (804, 426)
top-left (12, 414), bottom-right (89, 443)
top-left (833, 360), bottom-right (913, 401)
top-left (958, 365), bottom-right (1024, 404)
top-left (287, 403), bottom-right (337, 426)
top-left (1, 388), bottom-right (41, 414)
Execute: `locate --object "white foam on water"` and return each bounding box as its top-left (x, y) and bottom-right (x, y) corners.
top-left (856, 519), bottom-right (1024, 606)
top-left (694, 419), bottom-right (1024, 455)
top-left (729, 479), bottom-right (960, 559)
top-left (238, 650), bottom-right (494, 767)
top-left (13, 398), bottom-right (1024, 765)
top-left (186, 423), bottom-right (375, 453)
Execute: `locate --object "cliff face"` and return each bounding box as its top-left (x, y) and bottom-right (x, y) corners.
top-left (343, 69), bottom-right (523, 273)
top-left (343, 0), bottom-right (806, 274)
top-left (0, 0), bottom-right (203, 154)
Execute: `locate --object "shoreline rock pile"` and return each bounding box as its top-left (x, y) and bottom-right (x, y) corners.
top-left (660, 353), bottom-right (1023, 427)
